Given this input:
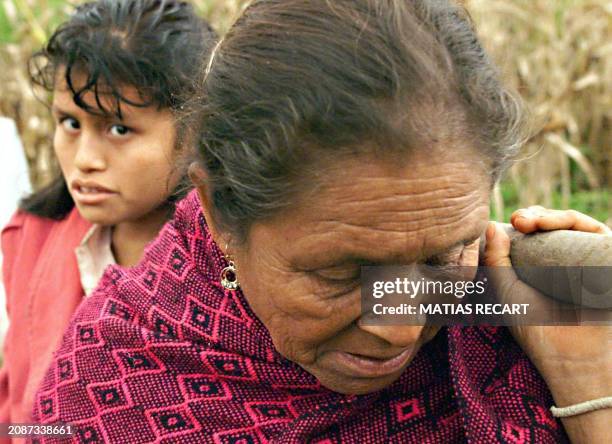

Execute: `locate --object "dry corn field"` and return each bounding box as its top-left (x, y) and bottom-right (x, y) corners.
top-left (0, 0), bottom-right (610, 224)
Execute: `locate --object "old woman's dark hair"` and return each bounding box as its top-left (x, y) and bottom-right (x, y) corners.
top-left (195, 0), bottom-right (526, 243)
top-left (22, 0), bottom-right (217, 219)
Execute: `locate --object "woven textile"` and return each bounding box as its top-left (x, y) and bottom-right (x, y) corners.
top-left (32, 190), bottom-right (567, 443)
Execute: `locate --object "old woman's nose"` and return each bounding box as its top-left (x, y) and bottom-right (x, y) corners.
top-left (357, 323), bottom-right (424, 349)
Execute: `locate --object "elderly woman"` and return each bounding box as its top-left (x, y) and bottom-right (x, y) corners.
top-left (32, 0), bottom-right (610, 443)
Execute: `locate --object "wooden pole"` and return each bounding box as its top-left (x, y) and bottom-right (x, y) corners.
top-left (500, 224), bottom-right (612, 309)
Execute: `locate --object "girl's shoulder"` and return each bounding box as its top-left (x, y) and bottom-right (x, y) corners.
top-left (1, 210), bottom-right (53, 259)
top-left (1, 208), bottom-right (92, 283)
top-left (2, 207), bottom-right (91, 249)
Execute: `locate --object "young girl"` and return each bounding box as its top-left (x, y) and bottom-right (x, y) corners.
top-left (0, 0), bottom-right (217, 427)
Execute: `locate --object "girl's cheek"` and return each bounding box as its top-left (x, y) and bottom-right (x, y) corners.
top-left (53, 143), bottom-right (73, 173)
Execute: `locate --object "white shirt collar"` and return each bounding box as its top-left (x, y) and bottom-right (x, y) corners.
top-left (74, 224), bottom-right (116, 296)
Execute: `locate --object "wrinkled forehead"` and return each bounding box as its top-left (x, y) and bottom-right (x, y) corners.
top-left (252, 147), bottom-right (491, 267)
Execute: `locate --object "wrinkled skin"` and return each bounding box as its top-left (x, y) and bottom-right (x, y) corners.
top-left (194, 148), bottom-right (611, 442)
top-left (195, 148), bottom-right (491, 394)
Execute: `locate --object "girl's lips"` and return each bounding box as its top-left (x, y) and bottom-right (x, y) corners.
top-left (327, 347), bottom-right (414, 378)
top-left (72, 185), bottom-right (117, 205)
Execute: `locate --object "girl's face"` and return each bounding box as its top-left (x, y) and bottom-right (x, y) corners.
top-left (52, 72), bottom-right (181, 226)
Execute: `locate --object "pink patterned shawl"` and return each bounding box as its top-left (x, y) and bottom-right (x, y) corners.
top-left (32, 190), bottom-right (567, 443)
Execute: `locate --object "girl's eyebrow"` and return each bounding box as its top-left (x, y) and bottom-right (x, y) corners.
top-left (51, 104), bottom-right (131, 123)
top-left (51, 105), bottom-right (71, 115)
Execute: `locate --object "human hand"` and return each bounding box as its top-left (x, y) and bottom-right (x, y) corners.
top-left (483, 206), bottom-right (611, 443)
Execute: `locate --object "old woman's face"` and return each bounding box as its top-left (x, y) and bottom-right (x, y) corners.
top-left (223, 148), bottom-right (491, 394)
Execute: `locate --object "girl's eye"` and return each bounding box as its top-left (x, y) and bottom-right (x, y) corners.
top-left (109, 124), bottom-right (130, 136)
top-left (60, 117), bottom-right (80, 132)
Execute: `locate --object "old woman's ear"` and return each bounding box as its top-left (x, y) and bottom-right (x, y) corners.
top-left (188, 161), bottom-right (231, 252)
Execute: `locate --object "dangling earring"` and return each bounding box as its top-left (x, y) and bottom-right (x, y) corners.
top-left (220, 242), bottom-right (240, 290)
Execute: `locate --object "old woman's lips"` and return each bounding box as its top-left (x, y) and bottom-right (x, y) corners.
top-left (71, 179), bottom-right (116, 205)
top-left (329, 348), bottom-right (414, 378)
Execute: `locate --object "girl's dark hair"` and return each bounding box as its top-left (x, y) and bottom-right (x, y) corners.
top-left (22, 0), bottom-right (217, 220)
top-left (195, 0), bottom-right (527, 243)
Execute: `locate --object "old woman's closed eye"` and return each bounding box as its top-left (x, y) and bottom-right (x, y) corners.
top-left (313, 264), bottom-right (361, 284)
top-left (425, 237), bottom-right (480, 266)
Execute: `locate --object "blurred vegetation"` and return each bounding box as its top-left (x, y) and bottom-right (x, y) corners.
top-left (469, 0), bottom-right (611, 225)
top-left (0, 0), bottom-right (610, 224)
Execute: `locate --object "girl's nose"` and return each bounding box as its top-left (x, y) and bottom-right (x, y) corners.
top-left (74, 131), bottom-right (107, 172)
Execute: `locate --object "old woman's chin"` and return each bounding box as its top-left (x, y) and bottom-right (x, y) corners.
top-left (304, 350), bottom-right (419, 395)
top-left (315, 366), bottom-right (411, 395)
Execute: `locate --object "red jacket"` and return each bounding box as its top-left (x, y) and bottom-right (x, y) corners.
top-left (0, 208), bottom-right (91, 436)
